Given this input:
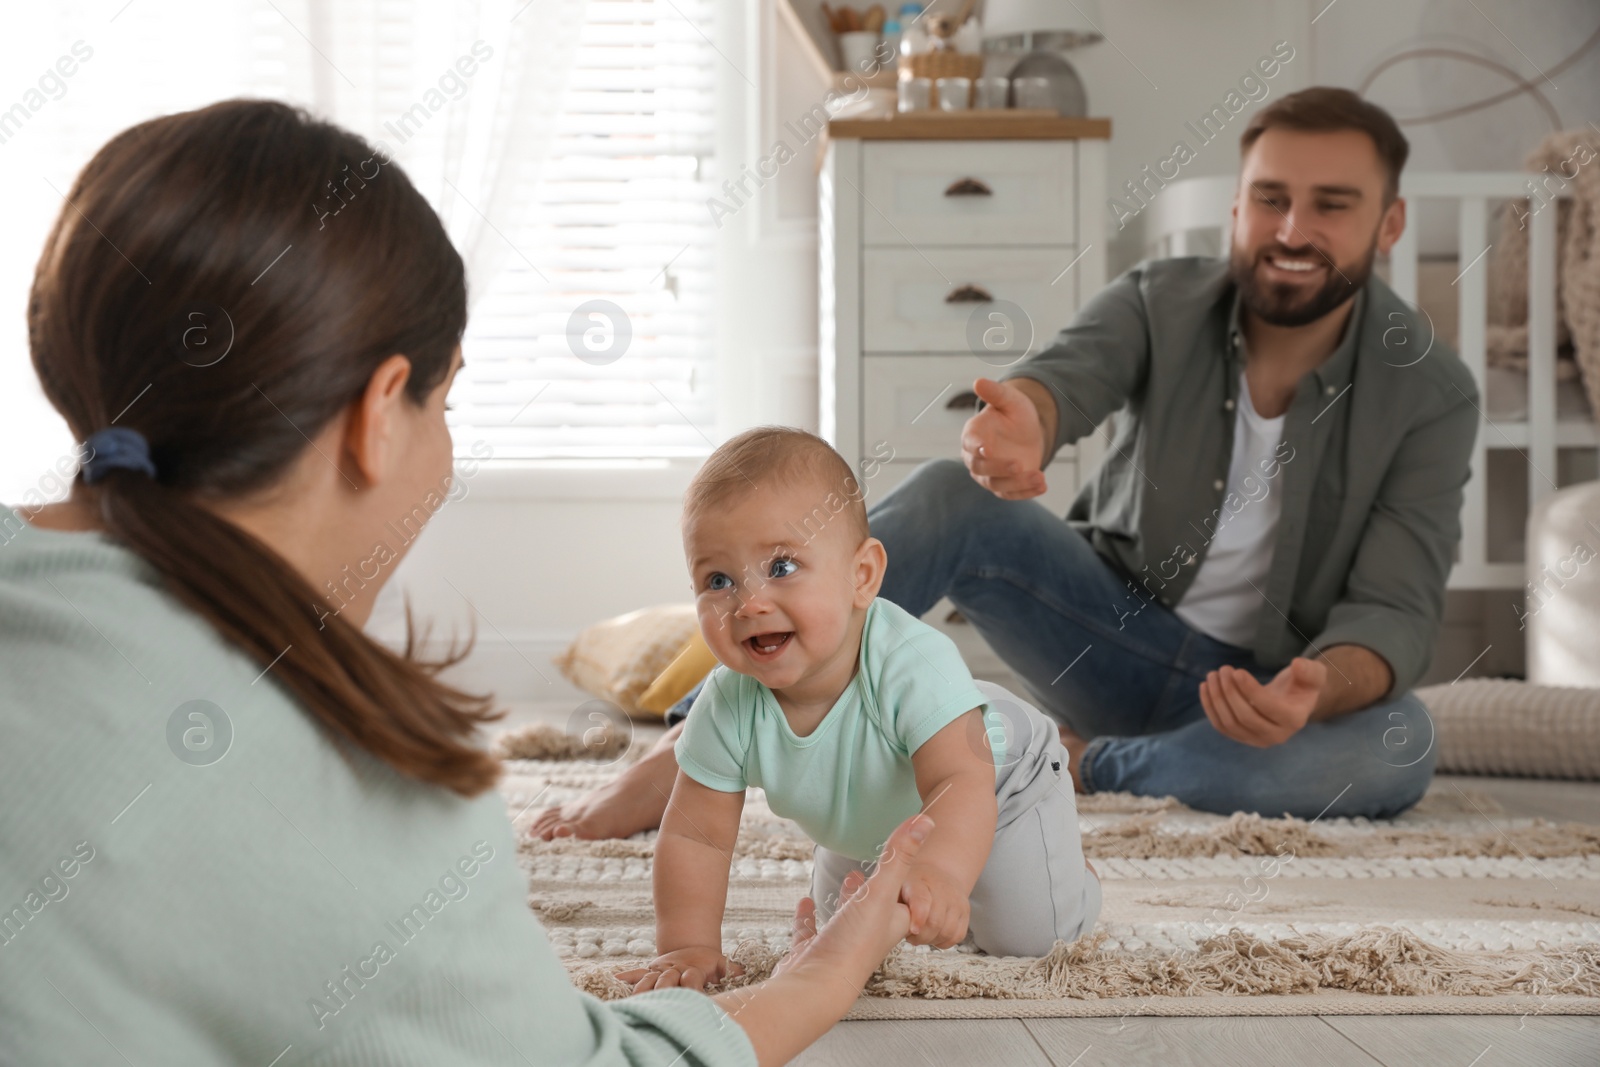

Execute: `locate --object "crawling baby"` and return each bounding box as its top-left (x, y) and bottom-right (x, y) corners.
top-left (622, 426), bottom-right (1100, 993)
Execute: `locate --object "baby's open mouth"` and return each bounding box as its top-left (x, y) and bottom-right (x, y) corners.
top-left (745, 631), bottom-right (793, 658)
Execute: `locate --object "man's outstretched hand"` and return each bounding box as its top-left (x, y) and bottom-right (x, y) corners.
top-left (961, 378), bottom-right (1049, 500)
top-left (1200, 658), bottom-right (1326, 748)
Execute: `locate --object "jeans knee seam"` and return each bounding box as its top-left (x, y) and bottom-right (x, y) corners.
top-left (1145, 665), bottom-right (1193, 733)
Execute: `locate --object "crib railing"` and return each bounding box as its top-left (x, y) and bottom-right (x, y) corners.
top-left (1143, 172), bottom-right (1586, 590)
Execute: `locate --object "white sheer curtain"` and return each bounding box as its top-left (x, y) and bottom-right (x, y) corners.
top-left (0, 0), bottom-right (586, 503)
top-left (302, 0), bottom-right (588, 310)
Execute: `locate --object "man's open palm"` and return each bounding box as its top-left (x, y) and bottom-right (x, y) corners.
top-left (961, 378), bottom-right (1047, 500)
top-left (1200, 658), bottom-right (1326, 748)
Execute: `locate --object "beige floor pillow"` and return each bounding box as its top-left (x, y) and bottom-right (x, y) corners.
top-left (1417, 678), bottom-right (1600, 779)
top-left (552, 604), bottom-right (700, 716)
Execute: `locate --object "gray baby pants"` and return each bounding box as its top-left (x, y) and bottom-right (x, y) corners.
top-left (808, 679), bottom-right (1102, 957)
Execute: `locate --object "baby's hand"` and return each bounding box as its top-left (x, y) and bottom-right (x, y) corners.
top-left (616, 946), bottom-right (743, 994)
top-left (898, 864), bottom-right (970, 949)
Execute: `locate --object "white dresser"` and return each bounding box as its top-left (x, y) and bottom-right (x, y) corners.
top-left (818, 115), bottom-right (1111, 514)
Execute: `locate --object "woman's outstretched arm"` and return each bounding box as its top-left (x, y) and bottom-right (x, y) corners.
top-left (710, 812), bottom-right (933, 1067)
top-left (613, 811), bottom-right (932, 1066)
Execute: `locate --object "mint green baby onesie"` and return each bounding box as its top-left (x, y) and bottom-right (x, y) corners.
top-left (673, 597), bottom-right (1102, 958)
top-left (675, 597), bottom-right (992, 862)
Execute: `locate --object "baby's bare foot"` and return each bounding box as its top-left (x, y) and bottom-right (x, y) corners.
top-left (529, 783), bottom-right (655, 841)
top-left (527, 743), bottom-right (678, 841)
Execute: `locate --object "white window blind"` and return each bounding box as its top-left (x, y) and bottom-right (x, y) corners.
top-left (448, 0), bottom-right (719, 459)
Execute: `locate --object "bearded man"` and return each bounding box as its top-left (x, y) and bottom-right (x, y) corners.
top-left (875, 85), bottom-right (1479, 819)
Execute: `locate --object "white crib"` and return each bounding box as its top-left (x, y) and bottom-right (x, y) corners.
top-left (1144, 173), bottom-right (1593, 590)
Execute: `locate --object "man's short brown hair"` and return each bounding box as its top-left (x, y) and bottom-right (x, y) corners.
top-left (1239, 87), bottom-right (1410, 203)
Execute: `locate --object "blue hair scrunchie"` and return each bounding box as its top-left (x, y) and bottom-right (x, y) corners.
top-left (82, 427), bottom-right (157, 485)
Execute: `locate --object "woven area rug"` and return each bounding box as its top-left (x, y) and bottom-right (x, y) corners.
top-left (497, 736), bottom-right (1600, 1019)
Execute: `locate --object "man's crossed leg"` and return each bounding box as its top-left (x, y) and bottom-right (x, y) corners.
top-left (866, 458), bottom-right (1435, 820)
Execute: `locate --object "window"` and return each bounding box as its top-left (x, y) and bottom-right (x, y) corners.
top-left (447, 0), bottom-right (719, 459)
top-left (0, 0), bottom-right (722, 507)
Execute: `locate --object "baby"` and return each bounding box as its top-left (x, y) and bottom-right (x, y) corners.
top-left (627, 427), bottom-right (1099, 992)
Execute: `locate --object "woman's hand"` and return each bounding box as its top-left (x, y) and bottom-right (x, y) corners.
top-left (769, 813), bottom-right (935, 990)
top-left (608, 816), bottom-right (935, 1067)
top-left (707, 813), bottom-right (935, 1067)
top-left (617, 946), bottom-right (743, 994)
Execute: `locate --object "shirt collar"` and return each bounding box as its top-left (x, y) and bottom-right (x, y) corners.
top-left (1226, 283), bottom-right (1367, 393)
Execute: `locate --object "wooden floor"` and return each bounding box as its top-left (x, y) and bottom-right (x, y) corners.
top-left (791, 1013), bottom-right (1600, 1067)
top-left (502, 702), bottom-right (1600, 1067)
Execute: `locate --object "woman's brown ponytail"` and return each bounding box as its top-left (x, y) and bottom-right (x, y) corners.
top-left (29, 99), bottom-right (502, 796)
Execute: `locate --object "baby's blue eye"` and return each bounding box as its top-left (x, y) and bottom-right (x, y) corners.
top-left (707, 573), bottom-right (733, 592)
top-left (769, 558), bottom-right (797, 579)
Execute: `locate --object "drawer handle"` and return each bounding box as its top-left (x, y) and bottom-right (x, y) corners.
top-left (944, 177), bottom-right (993, 197)
top-left (945, 284), bottom-right (993, 304)
top-left (946, 390), bottom-right (979, 410)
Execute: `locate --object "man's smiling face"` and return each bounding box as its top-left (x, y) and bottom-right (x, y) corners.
top-left (1230, 126), bottom-right (1406, 327)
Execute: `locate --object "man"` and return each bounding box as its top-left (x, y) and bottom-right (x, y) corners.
top-left (532, 86), bottom-right (1477, 837)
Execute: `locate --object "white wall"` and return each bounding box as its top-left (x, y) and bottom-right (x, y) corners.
top-left (1308, 0), bottom-right (1600, 258)
top-left (369, 463), bottom-right (700, 704)
top-left (785, 0), bottom-right (1315, 270)
top-left (1042, 0), bottom-right (1312, 273)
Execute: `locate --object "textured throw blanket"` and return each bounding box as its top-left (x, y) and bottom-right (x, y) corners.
top-left (1487, 127), bottom-right (1600, 416)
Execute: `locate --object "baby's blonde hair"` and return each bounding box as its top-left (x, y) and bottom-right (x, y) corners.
top-left (683, 426), bottom-right (869, 548)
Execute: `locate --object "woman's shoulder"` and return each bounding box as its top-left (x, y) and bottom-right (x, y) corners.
top-left (1, 505), bottom-right (180, 623)
top-left (0, 509), bottom-right (269, 713)
top-left (0, 506), bottom-right (485, 848)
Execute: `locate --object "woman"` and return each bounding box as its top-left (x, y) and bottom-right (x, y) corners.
top-left (0, 99), bottom-right (931, 1067)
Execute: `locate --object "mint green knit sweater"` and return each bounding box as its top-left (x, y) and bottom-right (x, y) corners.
top-left (0, 509), bottom-right (756, 1067)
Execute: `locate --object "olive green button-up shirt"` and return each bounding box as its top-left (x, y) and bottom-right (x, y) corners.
top-left (999, 256), bottom-right (1479, 695)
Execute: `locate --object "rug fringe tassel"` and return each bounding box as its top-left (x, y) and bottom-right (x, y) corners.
top-left (567, 928), bottom-right (1600, 1003)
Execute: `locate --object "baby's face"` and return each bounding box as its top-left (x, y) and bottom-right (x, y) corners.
top-left (684, 481), bottom-right (875, 695)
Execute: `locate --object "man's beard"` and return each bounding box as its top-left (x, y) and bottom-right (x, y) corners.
top-left (1229, 234), bottom-right (1377, 327)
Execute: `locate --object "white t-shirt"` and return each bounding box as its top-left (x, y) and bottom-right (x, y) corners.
top-left (1174, 370), bottom-right (1291, 647)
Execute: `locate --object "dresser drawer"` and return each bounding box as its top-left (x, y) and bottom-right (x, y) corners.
top-left (861, 141), bottom-right (1075, 246)
top-left (862, 247), bottom-right (1079, 353)
top-left (862, 354), bottom-right (1077, 462)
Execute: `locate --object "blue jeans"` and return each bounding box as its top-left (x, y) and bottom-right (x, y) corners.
top-left (669, 459), bottom-right (1437, 819)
